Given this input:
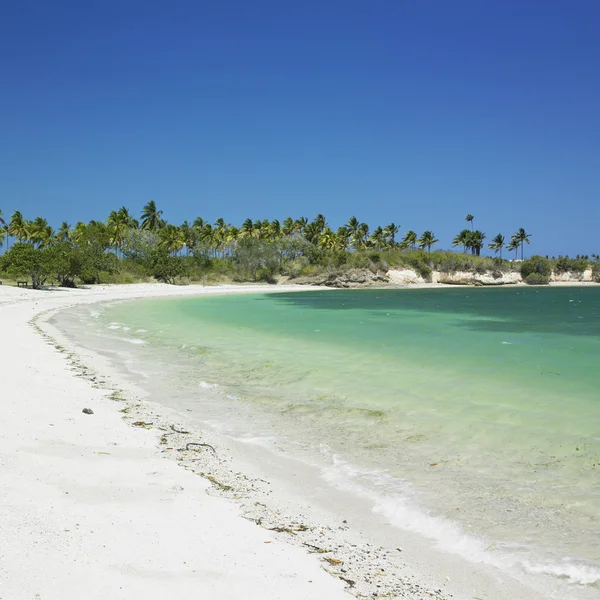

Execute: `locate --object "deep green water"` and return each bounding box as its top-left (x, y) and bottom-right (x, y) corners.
top-left (83, 287), bottom-right (600, 588)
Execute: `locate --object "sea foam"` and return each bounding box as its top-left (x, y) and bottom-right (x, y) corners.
top-left (322, 455), bottom-right (600, 588)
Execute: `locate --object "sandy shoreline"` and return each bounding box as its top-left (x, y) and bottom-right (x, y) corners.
top-left (1, 282), bottom-right (588, 599)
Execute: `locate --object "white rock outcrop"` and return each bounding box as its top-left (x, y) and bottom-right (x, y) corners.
top-left (387, 269), bottom-right (426, 285)
top-left (433, 271), bottom-right (521, 285)
top-left (551, 269), bottom-right (592, 282)
top-left (387, 269), bottom-right (521, 286)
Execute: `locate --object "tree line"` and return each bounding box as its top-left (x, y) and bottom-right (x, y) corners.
top-left (2, 203), bottom-right (596, 288)
top-left (1, 204), bottom-right (531, 258)
top-left (452, 214), bottom-right (531, 259)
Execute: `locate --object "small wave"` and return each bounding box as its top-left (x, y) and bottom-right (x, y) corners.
top-left (117, 337), bottom-right (145, 345)
top-left (237, 435), bottom-right (279, 449)
top-left (107, 323), bottom-right (122, 330)
top-left (502, 341), bottom-right (513, 345)
top-left (523, 559), bottom-right (600, 586)
top-left (199, 381), bottom-right (219, 390)
top-left (321, 456), bottom-right (600, 588)
top-left (123, 359), bottom-right (152, 380)
top-left (136, 329), bottom-right (148, 333)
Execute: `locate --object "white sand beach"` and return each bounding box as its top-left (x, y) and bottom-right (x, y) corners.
top-left (1, 283), bottom-right (577, 600)
top-left (1, 284), bottom-right (351, 600)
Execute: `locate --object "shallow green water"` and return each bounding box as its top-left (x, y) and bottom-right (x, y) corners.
top-left (92, 287), bottom-right (600, 588)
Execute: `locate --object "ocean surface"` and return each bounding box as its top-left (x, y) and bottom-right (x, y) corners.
top-left (56, 287), bottom-right (600, 595)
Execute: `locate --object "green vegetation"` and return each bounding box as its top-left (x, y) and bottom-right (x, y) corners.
top-left (524, 273), bottom-right (550, 285)
top-left (521, 255), bottom-right (552, 285)
top-left (552, 255), bottom-right (589, 275)
top-left (0, 204), bottom-right (596, 287)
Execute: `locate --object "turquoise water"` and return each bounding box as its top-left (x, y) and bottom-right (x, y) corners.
top-left (81, 287), bottom-right (600, 590)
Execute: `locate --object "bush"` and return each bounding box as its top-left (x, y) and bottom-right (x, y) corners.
top-left (345, 251), bottom-right (372, 270)
top-left (233, 238), bottom-right (280, 281)
top-left (2, 243), bottom-right (51, 288)
top-left (256, 267), bottom-right (277, 283)
top-left (281, 256), bottom-right (309, 278)
top-left (520, 255), bottom-right (552, 279)
top-left (525, 273), bottom-right (550, 285)
top-left (592, 262), bottom-right (600, 283)
top-left (77, 248), bottom-right (120, 284)
top-left (552, 255), bottom-right (589, 275)
top-left (147, 251), bottom-right (189, 284)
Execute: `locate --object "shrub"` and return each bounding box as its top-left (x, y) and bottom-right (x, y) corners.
top-left (2, 243), bottom-right (51, 288)
top-left (552, 255), bottom-right (589, 275)
top-left (346, 251), bottom-right (372, 270)
top-left (147, 251), bottom-right (189, 284)
top-left (521, 255), bottom-right (552, 279)
top-left (256, 267), bottom-right (277, 283)
top-left (592, 262), bottom-right (600, 283)
top-left (282, 256), bottom-right (312, 278)
top-left (525, 273), bottom-right (550, 285)
top-left (233, 238), bottom-right (280, 281)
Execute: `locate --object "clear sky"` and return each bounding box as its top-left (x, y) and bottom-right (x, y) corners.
top-left (1, 1), bottom-right (599, 256)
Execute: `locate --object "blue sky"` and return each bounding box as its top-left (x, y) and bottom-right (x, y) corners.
top-left (1, 1), bottom-right (599, 256)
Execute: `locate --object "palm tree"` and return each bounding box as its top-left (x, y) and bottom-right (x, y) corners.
top-left (28, 217), bottom-right (52, 247)
top-left (313, 214), bottom-right (327, 233)
top-left (507, 235), bottom-right (520, 260)
top-left (282, 217), bottom-right (294, 237)
top-left (400, 230), bottom-right (417, 250)
top-left (118, 206), bottom-right (138, 229)
top-left (223, 226), bottom-right (239, 256)
top-left (303, 221), bottom-right (322, 245)
top-left (488, 233), bottom-right (505, 259)
top-left (240, 218), bottom-right (254, 239)
top-left (107, 208), bottom-right (135, 255)
top-left (198, 223), bottom-right (216, 256)
top-left (268, 219), bottom-right (281, 241)
top-left (318, 227), bottom-right (337, 252)
top-left (417, 231), bottom-right (438, 253)
top-left (72, 221), bottom-right (87, 244)
top-left (336, 226), bottom-right (351, 251)
top-left (452, 229), bottom-right (471, 253)
top-left (466, 214), bottom-right (474, 230)
top-left (141, 200), bottom-right (163, 231)
top-left (383, 222), bottom-right (399, 247)
top-left (345, 216), bottom-right (360, 241)
top-left (353, 223), bottom-right (370, 250)
top-left (57, 221), bottom-right (72, 242)
top-left (180, 220), bottom-right (193, 255)
top-left (255, 220), bottom-right (267, 239)
top-left (294, 217), bottom-right (308, 234)
top-left (9, 211), bottom-right (27, 243)
top-left (370, 226), bottom-right (385, 251)
top-left (0, 209), bottom-right (9, 250)
top-left (158, 224), bottom-right (184, 255)
top-left (212, 218), bottom-right (230, 256)
top-left (515, 228), bottom-right (532, 260)
top-left (468, 230), bottom-right (486, 256)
